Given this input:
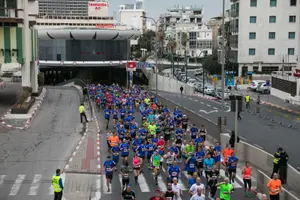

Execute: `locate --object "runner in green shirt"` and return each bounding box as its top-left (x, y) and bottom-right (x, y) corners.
top-left (216, 178), bottom-right (233, 200)
top-left (151, 150), bottom-right (162, 185)
top-left (148, 123), bottom-right (157, 136)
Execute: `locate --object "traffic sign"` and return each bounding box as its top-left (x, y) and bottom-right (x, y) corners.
top-left (126, 61), bottom-right (136, 71)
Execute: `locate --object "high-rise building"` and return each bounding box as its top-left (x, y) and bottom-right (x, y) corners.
top-left (119, 0), bottom-right (146, 33)
top-left (38, 0), bottom-right (91, 17)
top-left (229, 0), bottom-right (299, 76)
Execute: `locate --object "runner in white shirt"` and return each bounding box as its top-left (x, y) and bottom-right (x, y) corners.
top-left (171, 178), bottom-right (183, 200)
top-left (190, 188), bottom-right (205, 200)
top-left (189, 177), bottom-right (205, 196)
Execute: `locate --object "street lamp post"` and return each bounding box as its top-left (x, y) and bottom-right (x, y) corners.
top-left (221, 0), bottom-right (226, 111)
top-left (141, 16), bottom-right (160, 95)
top-left (196, 50), bottom-right (207, 96)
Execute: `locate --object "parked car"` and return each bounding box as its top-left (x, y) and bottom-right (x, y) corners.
top-left (249, 80), bottom-right (266, 91)
top-left (187, 78), bottom-right (196, 87)
top-left (214, 88), bottom-right (232, 100)
top-left (257, 83), bottom-right (271, 94)
top-left (204, 85), bottom-right (215, 95)
top-left (178, 73), bottom-right (186, 80)
top-left (194, 69), bottom-right (203, 76)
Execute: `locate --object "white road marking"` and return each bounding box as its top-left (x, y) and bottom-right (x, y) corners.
top-left (213, 107), bottom-right (218, 110)
top-left (207, 104), bottom-right (211, 107)
top-left (199, 109), bottom-right (218, 114)
top-left (194, 99), bottom-right (198, 102)
top-left (0, 175), bottom-right (6, 187)
top-left (182, 171), bottom-right (189, 179)
top-left (189, 98), bottom-right (193, 100)
top-left (9, 174), bottom-right (26, 196)
top-left (200, 102), bottom-right (204, 104)
top-left (219, 170), bottom-right (242, 188)
top-left (118, 174), bottom-right (123, 189)
top-left (157, 175), bottom-right (167, 191)
top-left (137, 173), bottom-right (150, 192)
top-left (297, 167), bottom-right (300, 170)
top-left (49, 184), bottom-right (54, 195)
top-left (28, 174), bottom-right (42, 195)
top-left (92, 175), bottom-right (102, 200)
top-left (102, 174), bottom-right (111, 194)
top-left (254, 144), bottom-right (263, 149)
top-left (162, 166), bottom-right (166, 173)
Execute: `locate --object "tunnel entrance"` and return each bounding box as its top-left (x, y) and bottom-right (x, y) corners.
top-left (40, 66), bottom-right (148, 86)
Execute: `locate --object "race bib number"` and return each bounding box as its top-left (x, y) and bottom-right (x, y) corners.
top-left (123, 173), bottom-right (129, 178)
top-left (172, 172), bottom-right (177, 176)
top-left (123, 148), bottom-right (128, 152)
top-left (106, 167), bottom-right (112, 172)
top-left (190, 164), bottom-right (195, 168)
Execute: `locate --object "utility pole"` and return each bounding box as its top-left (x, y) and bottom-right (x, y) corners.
top-left (221, 0), bottom-right (226, 111)
top-left (185, 50), bottom-right (188, 83)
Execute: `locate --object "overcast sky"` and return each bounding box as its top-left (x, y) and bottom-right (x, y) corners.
top-left (108, 0), bottom-right (231, 21)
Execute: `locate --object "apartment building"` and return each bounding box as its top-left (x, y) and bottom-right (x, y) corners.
top-left (230, 0), bottom-right (299, 76)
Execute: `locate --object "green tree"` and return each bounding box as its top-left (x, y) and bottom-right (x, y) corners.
top-left (166, 37), bottom-right (177, 53)
top-left (181, 32), bottom-right (188, 50)
top-left (137, 30), bottom-right (156, 51)
top-left (202, 54), bottom-right (221, 75)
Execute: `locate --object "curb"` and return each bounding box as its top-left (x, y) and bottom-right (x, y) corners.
top-left (0, 88), bottom-right (47, 130)
top-left (261, 101), bottom-right (300, 115)
top-left (190, 93), bottom-right (218, 100)
top-left (63, 123), bottom-right (89, 173)
top-left (95, 118), bottom-right (101, 174)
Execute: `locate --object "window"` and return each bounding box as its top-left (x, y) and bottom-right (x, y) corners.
top-left (269, 16), bottom-right (276, 23)
top-left (289, 16), bottom-right (296, 23)
top-left (268, 48), bottom-right (275, 55)
top-left (249, 32), bottom-right (256, 39)
top-left (249, 48), bottom-right (256, 55)
top-left (288, 32), bottom-right (295, 39)
top-left (288, 48), bottom-right (295, 55)
top-left (290, 0), bottom-right (296, 6)
top-left (250, 16), bottom-right (257, 23)
top-left (269, 32), bottom-right (276, 39)
top-left (270, 0), bottom-right (277, 7)
top-left (250, 0), bottom-right (257, 7)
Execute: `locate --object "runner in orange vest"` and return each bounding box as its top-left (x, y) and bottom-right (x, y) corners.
top-left (108, 132), bottom-right (119, 149)
top-left (222, 144), bottom-right (234, 176)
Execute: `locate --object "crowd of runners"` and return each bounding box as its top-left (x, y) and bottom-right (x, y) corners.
top-left (88, 84), bottom-right (254, 200)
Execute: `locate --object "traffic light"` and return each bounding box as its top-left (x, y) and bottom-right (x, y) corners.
top-left (229, 95), bottom-right (243, 112)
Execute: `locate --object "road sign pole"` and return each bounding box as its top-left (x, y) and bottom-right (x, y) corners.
top-left (235, 99), bottom-right (238, 148)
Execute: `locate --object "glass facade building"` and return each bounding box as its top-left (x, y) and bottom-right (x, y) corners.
top-left (39, 40), bottom-right (129, 61)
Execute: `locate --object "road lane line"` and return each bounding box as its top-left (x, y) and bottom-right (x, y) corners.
top-left (200, 102), bottom-right (204, 104)
top-left (219, 170), bottom-right (242, 188)
top-left (118, 174), bottom-right (123, 189)
top-left (194, 100), bottom-right (198, 102)
top-left (49, 185), bottom-right (53, 195)
top-left (28, 174), bottom-right (42, 195)
top-left (0, 175), bottom-right (6, 187)
top-left (213, 107), bottom-right (218, 110)
top-left (207, 104), bottom-right (211, 107)
top-left (189, 98), bottom-right (192, 100)
top-left (182, 171), bottom-right (189, 179)
top-left (92, 175), bottom-right (102, 200)
top-left (9, 174), bottom-right (26, 196)
top-left (157, 175), bottom-right (167, 191)
top-left (162, 166), bottom-right (166, 173)
top-left (102, 174), bottom-right (112, 194)
top-left (137, 173), bottom-right (150, 192)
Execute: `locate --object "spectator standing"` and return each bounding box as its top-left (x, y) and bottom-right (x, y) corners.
top-left (267, 173), bottom-right (282, 200)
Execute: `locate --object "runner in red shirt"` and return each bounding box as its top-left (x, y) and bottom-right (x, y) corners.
top-left (149, 189), bottom-right (164, 200)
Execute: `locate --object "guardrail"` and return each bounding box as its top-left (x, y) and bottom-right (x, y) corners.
top-left (220, 133), bottom-right (300, 199)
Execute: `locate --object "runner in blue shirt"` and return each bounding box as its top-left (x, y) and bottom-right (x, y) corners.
top-left (146, 139), bottom-right (156, 168)
top-left (195, 145), bottom-right (205, 177)
top-left (203, 153), bottom-right (215, 180)
top-left (103, 156), bottom-right (116, 193)
top-left (104, 107), bottom-right (111, 129)
top-left (213, 142), bottom-right (222, 170)
top-left (190, 124), bottom-right (198, 140)
top-left (113, 108), bottom-right (118, 126)
top-left (120, 139), bottom-right (130, 163)
top-left (119, 107), bottom-right (126, 121)
top-left (111, 145), bottom-right (120, 166)
top-left (168, 161), bottom-right (181, 181)
top-left (228, 152), bottom-right (238, 188)
top-left (186, 153), bottom-right (197, 176)
top-left (132, 136), bottom-right (142, 153)
top-left (137, 140), bottom-right (147, 171)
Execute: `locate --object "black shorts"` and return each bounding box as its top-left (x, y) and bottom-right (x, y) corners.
top-left (187, 171), bottom-right (195, 176)
top-left (133, 167), bottom-right (140, 171)
top-left (139, 155), bottom-right (145, 159)
top-left (182, 124), bottom-right (187, 130)
top-left (147, 154), bottom-right (152, 160)
top-left (121, 115), bottom-right (125, 119)
top-left (228, 168), bottom-right (237, 174)
top-left (164, 134), bottom-right (171, 141)
top-left (196, 162), bottom-right (203, 168)
top-left (200, 135), bottom-right (206, 141)
top-left (121, 154), bottom-right (129, 158)
top-left (122, 179), bottom-right (129, 186)
top-left (106, 174), bottom-right (113, 180)
top-left (113, 117), bottom-right (118, 120)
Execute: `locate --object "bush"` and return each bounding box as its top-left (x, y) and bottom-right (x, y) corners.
top-left (18, 87), bottom-right (32, 106)
top-left (38, 72), bottom-right (45, 86)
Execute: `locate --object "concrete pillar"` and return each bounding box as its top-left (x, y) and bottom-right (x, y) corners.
top-left (297, 2), bottom-right (300, 68)
top-left (30, 61), bottom-right (38, 93)
top-left (20, 0), bottom-right (31, 87)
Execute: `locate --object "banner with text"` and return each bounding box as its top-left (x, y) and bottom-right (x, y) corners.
top-left (88, 1), bottom-right (109, 17)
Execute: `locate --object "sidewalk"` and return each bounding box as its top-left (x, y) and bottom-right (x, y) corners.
top-left (232, 88), bottom-right (300, 115)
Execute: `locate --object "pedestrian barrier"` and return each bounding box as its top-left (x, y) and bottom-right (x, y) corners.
top-left (220, 133), bottom-right (300, 198)
top-left (246, 104), bottom-right (300, 130)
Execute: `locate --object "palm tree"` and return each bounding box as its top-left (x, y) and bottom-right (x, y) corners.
top-left (181, 32), bottom-right (188, 51)
top-left (166, 37), bottom-right (177, 53)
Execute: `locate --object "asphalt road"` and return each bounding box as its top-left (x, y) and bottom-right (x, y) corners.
top-left (0, 83), bottom-right (21, 133)
top-left (157, 91), bottom-right (300, 171)
top-left (0, 87), bottom-right (84, 200)
top-left (95, 105), bottom-right (257, 200)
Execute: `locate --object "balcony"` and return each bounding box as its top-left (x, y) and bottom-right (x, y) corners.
top-left (0, 8), bottom-right (23, 23)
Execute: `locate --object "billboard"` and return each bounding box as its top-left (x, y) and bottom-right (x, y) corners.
top-left (95, 24), bottom-right (115, 29)
top-left (88, 1), bottom-right (108, 17)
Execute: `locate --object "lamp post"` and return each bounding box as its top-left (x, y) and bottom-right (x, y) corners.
top-left (141, 16), bottom-right (160, 95)
top-left (196, 50), bottom-right (208, 96)
top-left (221, 0), bottom-right (226, 111)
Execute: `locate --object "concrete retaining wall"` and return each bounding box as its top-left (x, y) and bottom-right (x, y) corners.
top-left (150, 74), bottom-right (194, 95)
top-left (220, 133), bottom-right (300, 199)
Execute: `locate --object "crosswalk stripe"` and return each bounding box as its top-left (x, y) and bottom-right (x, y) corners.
top-left (157, 175), bottom-right (167, 191)
top-left (118, 174), bottom-right (123, 189)
top-left (49, 184), bottom-right (54, 195)
top-left (102, 174), bottom-right (112, 194)
top-left (0, 175), bottom-right (6, 187)
top-left (28, 174), bottom-right (42, 195)
top-left (9, 174), bottom-right (26, 196)
top-left (182, 171), bottom-right (190, 179)
top-left (219, 169), bottom-right (242, 188)
top-left (137, 173), bottom-right (150, 192)
top-left (92, 175), bottom-right (102, 200)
